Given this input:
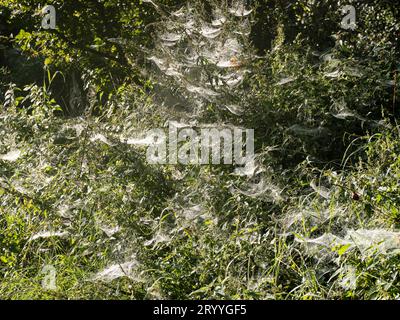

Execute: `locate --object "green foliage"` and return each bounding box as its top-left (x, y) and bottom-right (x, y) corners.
top-left (0, 0), bottom-right (400, 300)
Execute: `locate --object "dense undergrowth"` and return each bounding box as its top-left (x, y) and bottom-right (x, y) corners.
top-left (1, 0), bottom-right (400, 299)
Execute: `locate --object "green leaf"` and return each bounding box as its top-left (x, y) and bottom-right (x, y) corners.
top-left (337, 244), bottom-right (351, 256)
top-left (44, 57), bottom-right (53, 66)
